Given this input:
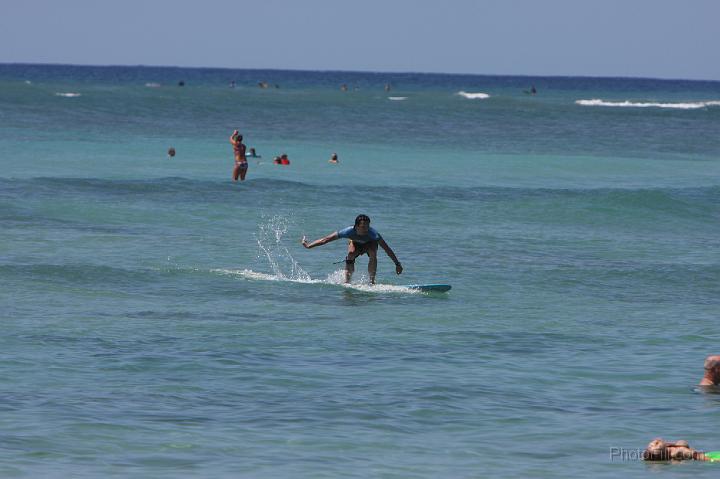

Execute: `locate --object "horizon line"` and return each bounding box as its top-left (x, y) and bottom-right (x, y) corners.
top-left (2, 61), bottom-right (719, 84)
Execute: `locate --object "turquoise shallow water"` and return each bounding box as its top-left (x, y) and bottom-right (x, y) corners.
top-left (1, 64), bottom-right (720, 478)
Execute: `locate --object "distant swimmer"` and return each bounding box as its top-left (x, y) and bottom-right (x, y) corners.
top-left (643, 438), bottom-right (720, 462)
top-left (230, 130), bottom-right (248, 181)
top-left (700, 355), bottom-right (720, 386)
top-left (273, 156), bottom-right (282, 165)
top-left (248, 147), bottom-right (260, 158)
top-left (384, 83), bottom-right (391, 92)
top-left (229, 80), bottom-right (236, 88)
top-left (280, 154), bottom-right (290, 165)
top-left (340, 84), bottom-right (348, 92)
top-left (524, 85), bottom-right (537, 95)
top-left (167, 147), bottom-right (176, 159)
top-left (302, 214), bottom-right (402, 284)
top-left (178, 81), bottom-right (185, 87)
top-left (329, 152), bottom-right (338, 164)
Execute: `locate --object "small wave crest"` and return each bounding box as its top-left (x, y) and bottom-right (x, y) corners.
top-left (575, 99), bottom-right (720, 110)
top-left (145, 82), bottom-right (161, 88)
top-left (212, 268), bottom-right (420, 294)
top-left (388, 96), bottom-right (407, 101)
top-left (457, 91), bottom-right (490, 100)
top-left (55, 92), bottom-right (81, 98)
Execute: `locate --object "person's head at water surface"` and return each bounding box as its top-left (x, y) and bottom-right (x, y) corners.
top-left (167, 147), bottom-right (176, 157)
top-left (642, 438), bottom-right (715, 461)
top-left (700, 355), bottom-right (720, 386)
top-left (330, 152), bottom-right (338, 163)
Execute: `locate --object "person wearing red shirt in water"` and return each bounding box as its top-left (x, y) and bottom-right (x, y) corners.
top-left (280, 153), bottom-right (290, 165)
top-left (230, 130), bottom-right (248, 181)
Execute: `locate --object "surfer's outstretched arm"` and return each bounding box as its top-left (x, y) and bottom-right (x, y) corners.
top-left (378, 238), bottom-right (403, 275)
top-left (302, 232), bottom-right (339, 249)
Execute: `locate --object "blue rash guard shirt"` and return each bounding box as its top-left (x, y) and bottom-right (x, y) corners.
top-left (337, 226), bottom-right (382, 244)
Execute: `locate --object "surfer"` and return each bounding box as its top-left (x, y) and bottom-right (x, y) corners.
top-left (301, 214), bottom-right (403, 284)
top-left (643, 438), bottom-right (720, 462)
top-left (329, 153), bottom-right (338, 164)
top-left (230, 130), bottom-right (248, 181)
top-left (700, 355), bottom-right (720, 386)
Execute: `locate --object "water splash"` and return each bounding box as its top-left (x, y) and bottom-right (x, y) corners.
top-left (212, 268), bottom-right (420, 294)
top-left (255, 214), bottom-right (311, 281)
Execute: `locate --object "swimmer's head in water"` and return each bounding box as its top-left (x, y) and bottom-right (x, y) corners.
top-left (354, 214), bottom-right (370, 226)
top-left (644, 439), bottom-right (670, 461)
top-left (643, 439), bottom-right (695, 461)
top-left (705, 356), bottom-right (720, 371)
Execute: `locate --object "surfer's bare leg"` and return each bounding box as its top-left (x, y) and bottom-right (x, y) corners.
top-left (345, 259), bottom-right (355, 283)
top-left (345, 241), bottom-right (358, 283)
top-left (367, 244), bottom-right (378, 284)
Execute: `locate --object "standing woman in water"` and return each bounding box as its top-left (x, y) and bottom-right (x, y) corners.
top-left (230, 130), bottom-right (248, 181)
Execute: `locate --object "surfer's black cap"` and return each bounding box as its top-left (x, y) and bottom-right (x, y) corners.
top-left (355, 214), bottom-right (370, 225)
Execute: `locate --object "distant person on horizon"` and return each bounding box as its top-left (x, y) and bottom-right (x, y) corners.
top-left (340, 84), bottom-right (348, 92)
top-left (230, 130), bottom-right (248, 181)
top-left (699, 355), bottom-right (720, 386)
top-left (329, 153), bottom-right (338, 164)
top-left (531, 85), bottom-right (537, 94)
top-left (302, 214), bottom-right (402, 284)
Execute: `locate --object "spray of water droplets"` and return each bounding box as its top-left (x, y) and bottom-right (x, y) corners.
top-left (255, 214), bottom-right (311, 281)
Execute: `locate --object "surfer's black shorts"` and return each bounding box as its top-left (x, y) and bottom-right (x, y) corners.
top-left (346, 240), bottom-right (378, 263)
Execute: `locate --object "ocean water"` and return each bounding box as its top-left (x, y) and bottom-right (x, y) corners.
top-left (1, 64), bottom-right (719, 478)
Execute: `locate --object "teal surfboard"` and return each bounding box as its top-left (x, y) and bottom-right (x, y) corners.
top-left (403, 284), bottom-right (452, 292)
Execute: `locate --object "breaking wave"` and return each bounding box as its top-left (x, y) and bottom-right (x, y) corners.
top-left (575, 99), bottom-right (720, 110)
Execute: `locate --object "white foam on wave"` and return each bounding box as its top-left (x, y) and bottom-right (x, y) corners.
top-left (212, 268), bottom-right (420, 294)
top-left (388, 96), bottom-right (407, 101)
top-left (55, 92), bottom-right (81, 98)
top-left (457, 91), bottom-right (490, 100)
top-left (576, 99), bottom-right (720, 110)
top-left (145, 82), bottom-right (161, 88)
